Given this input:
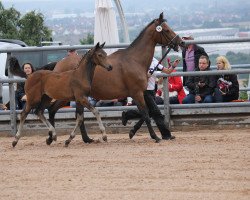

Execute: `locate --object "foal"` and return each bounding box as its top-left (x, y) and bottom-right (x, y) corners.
top-left (12, 42), bottom-right (112, 147)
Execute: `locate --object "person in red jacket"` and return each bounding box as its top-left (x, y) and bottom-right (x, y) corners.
top-left (155, 59), bottom-right (186, 104)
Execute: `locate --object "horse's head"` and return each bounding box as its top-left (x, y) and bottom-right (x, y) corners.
top-left (91, 42), bottom-right (113, 71)
top-left (152, 13), bottom-right (185, 51)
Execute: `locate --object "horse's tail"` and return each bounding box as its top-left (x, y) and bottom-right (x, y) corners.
top-left (8, 56), bottom-right (27, 78)
top-left (40, 62), bottom-right (57, 71)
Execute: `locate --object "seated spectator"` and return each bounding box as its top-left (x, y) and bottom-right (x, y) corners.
top-left (70, 97), bottom-right (98, 108)
top-left (213, 56), bottom-right (239, 102)
top-left (96, 98), bottom-right (126, 107)
top-left (15, 62), bottom-right (35, 110)
top-left (0, 103), bottom-right (7, 110)
top-left (182, 55), bottom-right (216, 104)
top-left (155, 68), bottom-right (186, 104)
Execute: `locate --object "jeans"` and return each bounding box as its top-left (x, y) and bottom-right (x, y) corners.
top-left (182, 94), bottom-right (213, 104)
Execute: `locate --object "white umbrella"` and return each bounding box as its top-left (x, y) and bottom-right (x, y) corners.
top-left (94, 0), bottom-right (119, 54)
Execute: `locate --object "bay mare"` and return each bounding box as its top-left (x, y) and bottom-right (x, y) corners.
top-left (11, 43), bottom-right (112, 147)
top-left (10, 13), bottom-right (184, 144)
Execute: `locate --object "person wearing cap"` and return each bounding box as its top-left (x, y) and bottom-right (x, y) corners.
top-left (67, 49), bottom-right (78, 57)
top-left (121, 57), bottom-right (179, 140)
top-left (182, 34), bottom-right (209, 86)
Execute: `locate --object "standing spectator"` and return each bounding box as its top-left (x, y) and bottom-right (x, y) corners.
top-left (182, 34), bottom-right (209, 86)
top-left (122, 57), bottom-right (179, 140)
top-left (213, 56), bottom-right (239, 102)
top-left (182, 55), bottom-right (216, 104)
top-left (15, 62), bottom-right (35, 109)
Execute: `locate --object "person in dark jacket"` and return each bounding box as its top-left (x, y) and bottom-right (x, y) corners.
top-left (213, 56), bottom-right (239, 102)
top-left (182, 55), bottom-right (216, 104)
top-left (15, 62), bottom-right (35, 109)
top-left (182, 34), bottom-right (209, 86)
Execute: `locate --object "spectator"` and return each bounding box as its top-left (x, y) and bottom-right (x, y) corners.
top-left (121, 57), bottom-right (179, 140)
top-left (155, 59), bottom-right (186, 104)
top-left (213, 56), bottom-right (239, 102)
top-left (182, 55), bottom-right (216, 104)
top-left (67, 49), bottom-right (78, 57)
top-left (182, 34), bottom-right (209, 86)
top-left (15, 62), bottom-right (35, 109)
top-left (96, 98), bottom-right (126, 107)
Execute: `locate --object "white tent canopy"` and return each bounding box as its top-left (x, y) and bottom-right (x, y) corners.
top-left (94, 0), bottom-right (119, 54)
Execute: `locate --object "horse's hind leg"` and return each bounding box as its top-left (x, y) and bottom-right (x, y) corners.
top-left (37, 111), bottom-right (57, 143)
top-left (64, 113), bottom-right (83, 147)
top-left (75, 102), bottom-right (94, 143)
top-left (12, 105), bottom-right (31, 147)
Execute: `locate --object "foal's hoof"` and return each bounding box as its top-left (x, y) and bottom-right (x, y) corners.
top-left (65, 140), bottom-right (70, 147)
top-left (129, 130), bottom-right (135, 139)
top-left (46, 137), bottom-right (53, 145)
top-left (102, 135), bottom-right (107, 142)
top-left (155, 137), bottom-right (161, 143)
top-left (12, 141), bottom-right (18, 148)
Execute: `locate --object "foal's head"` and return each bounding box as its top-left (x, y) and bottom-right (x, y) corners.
top-left (152, 13), bottom-right (185, 51)
top-left (87, 42), bottom-right (112, 71)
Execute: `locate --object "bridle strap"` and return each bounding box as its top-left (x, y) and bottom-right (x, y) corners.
top-left (149, 22), bottom-right (178, 74)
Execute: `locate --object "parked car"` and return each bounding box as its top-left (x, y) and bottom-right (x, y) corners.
top-left (0, 39), bottom-right (68, 103)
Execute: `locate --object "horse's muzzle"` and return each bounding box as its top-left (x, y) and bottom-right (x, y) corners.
top-left (107, 65), bottom-right (113, 71)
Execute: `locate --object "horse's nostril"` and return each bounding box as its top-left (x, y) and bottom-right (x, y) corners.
top-left (180, 41), bottom-right (185, 46)
top-left (108, 65), bottom-right (113, 71)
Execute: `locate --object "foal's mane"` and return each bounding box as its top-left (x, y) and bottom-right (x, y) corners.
top-left (74, 50), bottom-right (90, 69)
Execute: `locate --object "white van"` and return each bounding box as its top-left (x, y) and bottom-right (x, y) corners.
top-left (0, 40), bottom-right (27, 104)
top-left (0, 39), bottom-right (68, 104)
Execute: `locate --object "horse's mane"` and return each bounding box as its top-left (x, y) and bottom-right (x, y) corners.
top-left (128, 19), bottom-right (155, 49)
top-left (74, 50), bottom-right (90, 69)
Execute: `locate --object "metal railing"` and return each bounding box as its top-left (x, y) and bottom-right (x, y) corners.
top-left (1, 37), bottom-right (250, 134)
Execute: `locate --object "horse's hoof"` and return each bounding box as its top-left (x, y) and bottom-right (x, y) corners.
top-left (129, 130), bottom-right (135, 139)
top-left (162, 135), bottom-right (176, 140)
top-left (102, 135), bottom-right (107, 142)
top-left (12, 141), bottom-right (18, 148)
top-left (46, 137), bottom-right (53, 145)
top-left (65, 140), bottom-right (70, 147)
top-left (52, 135), bottom-right (57, 142)
top-left (155, 137), bottom-right (161, 143)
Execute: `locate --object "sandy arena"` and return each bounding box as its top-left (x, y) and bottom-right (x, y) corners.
top-left (0, 128), bottom-right (249, 200)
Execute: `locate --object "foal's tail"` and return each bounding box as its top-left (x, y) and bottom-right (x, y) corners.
top-left (8, 56), bottom-right (27, 78)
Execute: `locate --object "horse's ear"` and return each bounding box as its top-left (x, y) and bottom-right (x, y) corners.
top-left (100, 42), bottom-right (105, 48)
top-left (159, 12), bottom-right (163, 21)
top-left (96, 42), bottom-right (100, 49)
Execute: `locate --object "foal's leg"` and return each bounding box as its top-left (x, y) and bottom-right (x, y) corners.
top-left (129, 118), bottom-right (145, 139)
top-left (65, 112), bottom-right (83, 147)
top-left (80, 98), bottom-right (107, 142)
top-left (12, 104), bottom-right (31, 147)
top-left (37, 110), bottom-right (57, 143)
top-left (75, 102), bottom-right (94, 143)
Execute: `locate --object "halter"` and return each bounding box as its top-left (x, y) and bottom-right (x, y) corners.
top-left (149, 20), bottom-right (179, 74)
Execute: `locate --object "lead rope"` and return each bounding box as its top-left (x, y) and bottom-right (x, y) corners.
top-left (149, 34), bottom-right (178, 75)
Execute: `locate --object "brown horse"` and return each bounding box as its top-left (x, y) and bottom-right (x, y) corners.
top-left (10, 13), bottom-right (184, 144)
top-left (12, 42), bottom-right (112, 147)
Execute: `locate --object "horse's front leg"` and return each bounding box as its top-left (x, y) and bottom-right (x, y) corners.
top-left (134, 93), bottom-right (161, 143)
top-left (12, 105), bottom-right (31, 147)
top-left (83, 99), bottom-right (107, 142)
top-left (75, 102), bottom-right (94, 143)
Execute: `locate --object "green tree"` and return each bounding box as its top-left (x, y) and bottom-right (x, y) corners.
top-left (0, 3), bottom-right (20, 39)
top-left (0, 3), bottom-right (51, 46)
top-left (18, 11), bottom-right (51, 46)
top-left (80, 33), bottom-right (94, 45)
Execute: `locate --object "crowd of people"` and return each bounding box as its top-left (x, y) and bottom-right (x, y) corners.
top-left (0, 37), bottom-right (244, 111)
